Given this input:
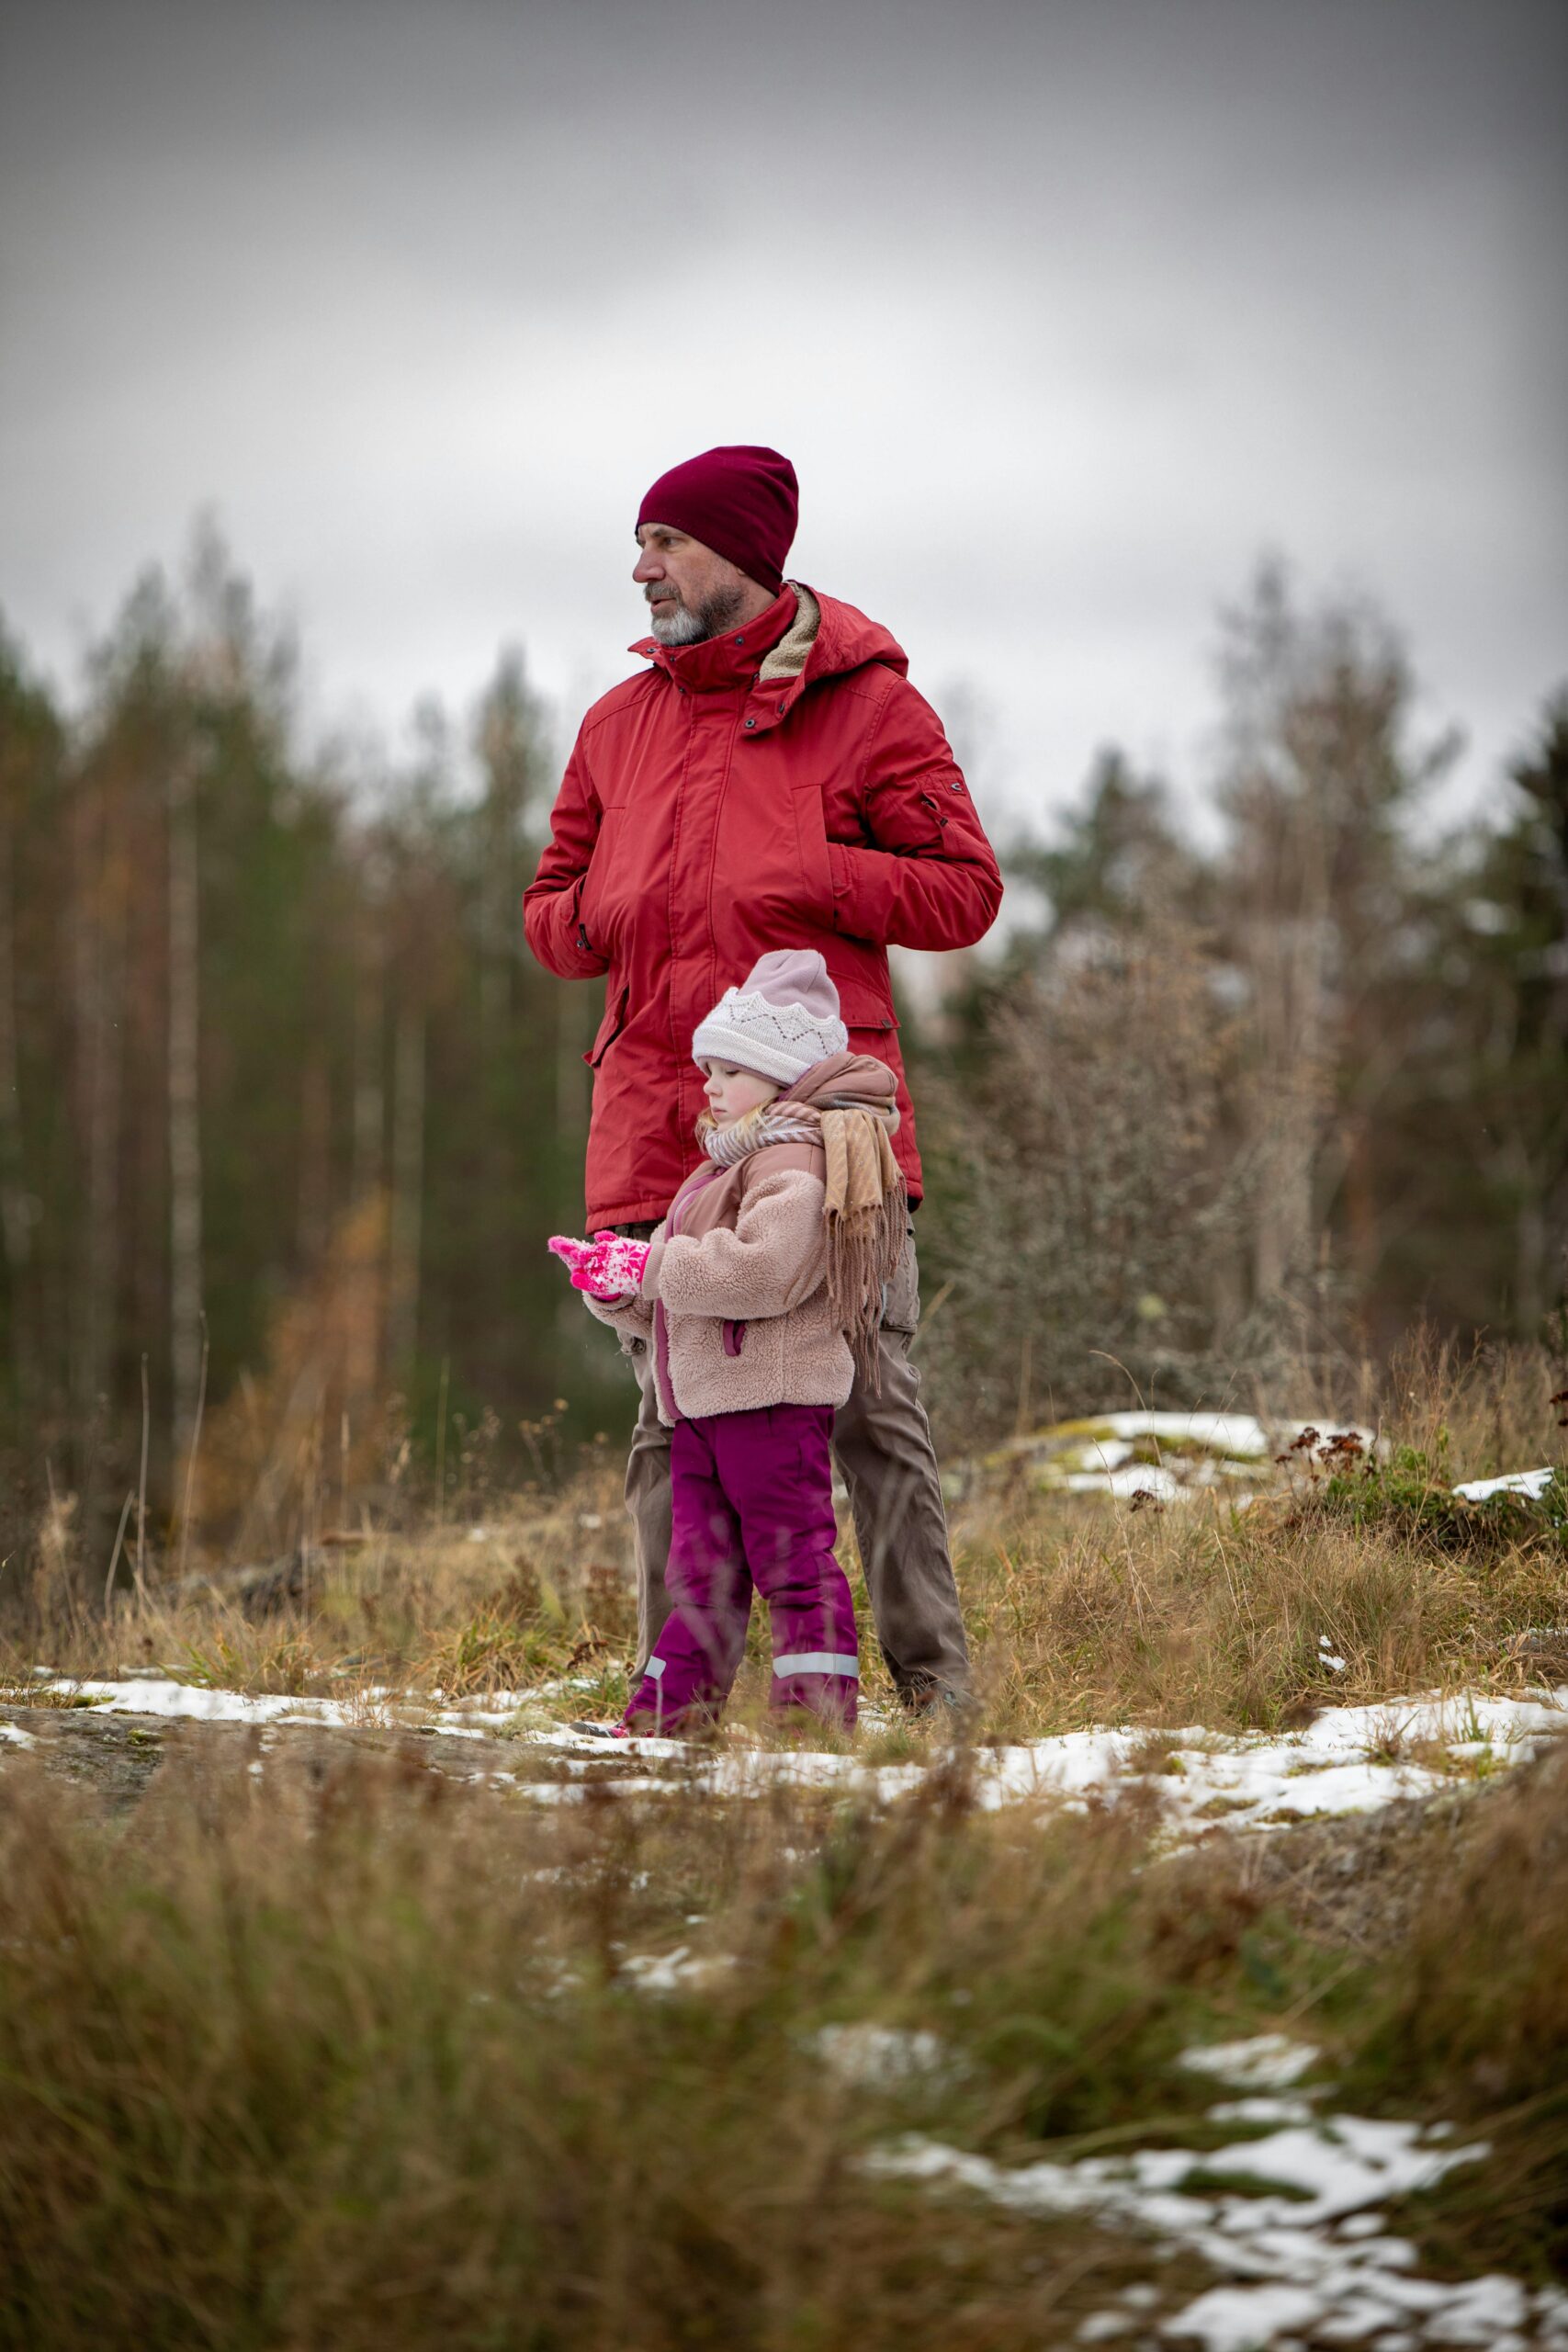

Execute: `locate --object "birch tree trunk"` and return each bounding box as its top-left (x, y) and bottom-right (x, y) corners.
top-left (167, 750), bottom-right (204, 1459)
top-left (351, 938), bottom-right (384, 1209)
top-left (0, 818), bottom-right (32, 1404)
top-left (346, 935), bottom-right (386, 1406)
top-left (73, 793), bottom-right (126, 1443)
top-left (297, 1051), bottom-right (331, 1268)
top-left (388, 1000), bottom-right (424, 1372)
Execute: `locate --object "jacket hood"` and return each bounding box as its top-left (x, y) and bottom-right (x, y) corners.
top-left (784, 586), bottom-right (908, 685)
top-left (631, 582), bottom-right (908, 703)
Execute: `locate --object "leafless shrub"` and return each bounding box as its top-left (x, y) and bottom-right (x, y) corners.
top-left (921, 914), bottom-right (1278, 1441)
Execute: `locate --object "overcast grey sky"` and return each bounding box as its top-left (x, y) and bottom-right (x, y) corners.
top-left (2, 0), bottom-right (1564, 834)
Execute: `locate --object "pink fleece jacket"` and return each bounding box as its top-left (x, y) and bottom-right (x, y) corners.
top-left (583, 1142), bottom-right (852, 1426)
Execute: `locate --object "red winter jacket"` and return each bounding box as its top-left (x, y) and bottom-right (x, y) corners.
top-left (524, 582), bottom-right (1003, 1228)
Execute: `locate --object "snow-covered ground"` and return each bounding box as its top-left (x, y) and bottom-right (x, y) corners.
top-left (871, 2088), bottom-right (1568, 2349)
top-left (1452, 1468), bottom-right (1558, 1503)
top-left (11, 1674), bottom-right (1564, 1841)
top-left (521, 1690), bottom-right (1567, 1839)
top-left (597, 2001), bottom-right (1567, 2339)
top-left (976, 1415), bottom-right (1566, 1513)
top-left (975, 1411), bottom-right (1381, 1502)
top-left (10, 1673), bottom-right (525, 1736)
top-left (852, 2034), bottom-right (1568, 2348)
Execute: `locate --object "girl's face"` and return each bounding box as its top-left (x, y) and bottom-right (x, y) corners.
top-left (701, 1059), bottom-right (781, 1126)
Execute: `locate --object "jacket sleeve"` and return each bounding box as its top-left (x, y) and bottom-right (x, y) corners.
top-left (523, 729), bottom-right (613, 978)
top-left (827, 678), bottom-right (1003, 952)
top-left (582, 1288), bottom-right (656, 1346)
top-left (652, 1168), bottom-right (828, 1322)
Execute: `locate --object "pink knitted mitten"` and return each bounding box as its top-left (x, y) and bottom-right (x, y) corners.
top-left (547, 1231), bottom-right (650, 1301)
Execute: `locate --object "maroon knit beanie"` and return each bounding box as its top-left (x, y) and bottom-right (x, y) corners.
top-left (637, 445), bottom-right (798, 594)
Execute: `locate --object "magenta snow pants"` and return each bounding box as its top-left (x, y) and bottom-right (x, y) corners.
top-left (621, 1402), bottom-right (859, 1732)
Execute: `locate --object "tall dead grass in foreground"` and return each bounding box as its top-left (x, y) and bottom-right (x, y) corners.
top-left (2, 1737), bottom-right (1564, 2349)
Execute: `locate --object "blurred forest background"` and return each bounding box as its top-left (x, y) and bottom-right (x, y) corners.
top-left (1, 527), bottom-right (1563, 1564)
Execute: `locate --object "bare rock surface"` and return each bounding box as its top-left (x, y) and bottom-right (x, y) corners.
top-left (0, 1698), bottom-right (525, 1813)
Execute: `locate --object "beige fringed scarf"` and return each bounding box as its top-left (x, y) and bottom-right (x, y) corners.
top-left (815, 1099), bottom-right (905, 1393)
top-left (693, 1050), bottom-right (907, 1393)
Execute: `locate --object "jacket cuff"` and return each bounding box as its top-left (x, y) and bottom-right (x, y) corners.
top-left (639, 1236), bottom-right (667, 1297)
top-left (829, 841), bottom-right (886, 944)
top-left (556, 878), bottom-right (611, 978)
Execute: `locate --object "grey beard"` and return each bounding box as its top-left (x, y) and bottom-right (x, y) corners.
top-left (648, 578), bottom-right (750, 646)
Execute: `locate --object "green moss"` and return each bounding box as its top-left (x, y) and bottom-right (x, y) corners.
top-left (1316, 1444), bottom-right (1568, 1558)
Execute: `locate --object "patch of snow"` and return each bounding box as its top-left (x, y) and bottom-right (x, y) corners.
top-left (502, 1688), bottom-right (1567, 1831)
top-left (0, 1720), bottom-right (37, 1747)
top-left (1170, 2281), bottom-right (1325, 2349)
top-left (23, 1674), bottom-right (1564, 1846)
top-left (617, 1944), bottom-right (735, 1993)
top-left (1006, 1413), bottom-right (1382, 1504)
top-left (1063, 1464), bottom-right (1187, 1501)
top-left (1076, 1437), bottom-right (1135, 1471)
top-left (509, 1675), bottom-right (604, 1706)
top-left (1179, 2034), bottom-right (1319, 2089)
top-left (1421, 2274), bottom-right (1529, 2345)
top-left (1536, 2288), bottom-right (1568, 2348)
top-left (865, 2109), bottom-right (1530, 2352)
top-left (815, 2023), bottom-right (964, 2090)
top-left (19, 1674), bottom-right (526, 1742)
top-left (1099, 1412), bottom-right (1274, 1456)
top-left (45, 1678), bottom-right (358, 1727)
top-left (536, 1724), bottom-right (688, 1759)
top-left (1452, 1468), bottom-right (1555, 1503)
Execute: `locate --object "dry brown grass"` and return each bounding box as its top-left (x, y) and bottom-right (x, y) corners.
top-left (4, 1333), bottom-right (1563, 1747)
top-left (959, 1498), bottom-right (1566, 1736)
top-left (10, 1480), bottom-right (1562, 1748)
top-left (2, 1448), bottom-right (634, 1704)
top-left (1379, 1326), bottom-right (1567, 1475)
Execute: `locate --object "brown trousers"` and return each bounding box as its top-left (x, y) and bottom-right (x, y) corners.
top-left (618, 1224), bottom-right (970, 1699)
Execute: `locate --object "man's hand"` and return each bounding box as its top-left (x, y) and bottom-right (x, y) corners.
top-left (547, 1231), bottom-right (651, 1301)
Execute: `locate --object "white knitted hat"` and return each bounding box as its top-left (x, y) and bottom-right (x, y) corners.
top-left (692, 949), bottom-right (848, 1085)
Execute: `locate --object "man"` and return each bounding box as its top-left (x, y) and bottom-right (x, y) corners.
top-left (524, 445), bottom-right (1001, 1709)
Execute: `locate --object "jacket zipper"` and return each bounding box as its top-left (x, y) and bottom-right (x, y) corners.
top-left (653, 1163), bottom-right (725, 1422)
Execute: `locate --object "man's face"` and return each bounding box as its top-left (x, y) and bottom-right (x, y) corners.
top-left (635, 524), bottom-right (752, 646)
top-left (700, 1058), bottom-right (780, 1126)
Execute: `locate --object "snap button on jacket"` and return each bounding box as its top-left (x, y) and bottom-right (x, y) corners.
top-left (524, 582), bottom-right (1003, 1228)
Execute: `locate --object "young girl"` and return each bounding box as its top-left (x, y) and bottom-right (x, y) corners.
top-left (549, 949), bottom-right (905, 1736)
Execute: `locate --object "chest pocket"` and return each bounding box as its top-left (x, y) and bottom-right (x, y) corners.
top-left (718, 777), bottom-right (836, 935)
top-left (791, 786), bottom-right (835, 922)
